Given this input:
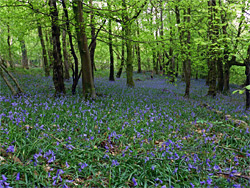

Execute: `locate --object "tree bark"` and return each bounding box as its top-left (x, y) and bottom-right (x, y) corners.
top-left (45, 30), bottom-right (53, 69)
top-left (62, 0), bottom-right (80, 94)
top-left (37, 22), bottom-right (50, 77)
top-left (116, 31), bottom-right (125, 78)
top-left (20, 40), bottom-right (29, 69)
top-left (183, 8), bottom-right (191, 98)
top-left (125, 23), bottom-right (135, 87)
top-left (73, 0), bottom-right (96, 99)
top-left (135, 21), bottom-right (141, 73)
top-left (135, 43), bottom-right (141, 73)
top-left (89, 0), bottom-right (97, 78)
top-left (207, 0), bottom-right (217, 97)
top-left (7, 24), bottom-right (14, 69)
top-left (216, 58), bottom-right (224, 92)
top-left (246, 45), bottom-right (250, 110)
top-left (0, 66), bottom-right (17, 95)
top-left (0, 62), bottom-right (24, 95)
top-left (49, 0), bottom-right (66, 96)
top-left (62, 29), bottom-right (70, 80)
top-left (108, 0), bottom-right (115, 81)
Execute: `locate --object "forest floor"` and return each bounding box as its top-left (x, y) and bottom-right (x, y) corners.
top-left (0, 72), bottom-right (250, 187)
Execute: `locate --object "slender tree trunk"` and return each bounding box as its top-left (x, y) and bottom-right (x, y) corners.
top-left (183, 8), bottom-right (191, 98)
top-left (20, 40), bottom-right (29, 69)
top-left (37, 22), bottom-right (50, 77)
top-left (108, 1), bottom-right (115, 81)
top-left (45, 30), bottom-right (53, 69)
top-left (62, 0), bottom-right (79, 94)
top-left (62, 29), bottom-right (70, 80)
top-left (246, 45), bottom-right (250, 110)
top-left (89, 0), bottom-right (97, 78)
top-left (73, 0), bottom-right (96, 99)
top-left (135, 21), bottom-right (141, 73)
top-left (116, 31), bottom-right (125, 78)
top-left (49, 0), bottom-right (66, 96)
top-left (7, 24), bottom-right (14, 69)
top-left (135, 43), bottom-right (141, 73)
top-left (169, 25), bottom-right (175, 82)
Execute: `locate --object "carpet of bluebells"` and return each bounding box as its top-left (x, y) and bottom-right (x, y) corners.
top-left (0, 72), bottom-right (250, 188)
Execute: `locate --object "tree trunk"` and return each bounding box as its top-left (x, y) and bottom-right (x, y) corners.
top-left (246, 45), bottom-right (250, 110)
top-left (62, 29), bottom-right (70, 80)
top-left (49, 0), bottom-right (66, 96)
top-left (0, 62), bottom-right (23, 94)
top-left (7, 24), bottom-right (14, 69)
top-left (207, 0), bottom-right (217, 97)
top-left (135, 43), bottom-right (141, 73)
top-left (37, 22), bottom-right (50, 77)
top-left (116, 32), bottom-right (125, 78)
top-left (216, 58), bottom-right (224, 92)
top-left (62, 0), bottom-right (79, 94)
top-left (0, 66), bottom-right (17, 95)
top-left (183, 8), bottom-right (191, 98)
top-left (135, 21), bottom-right (141, 73)
top-left (108, 1), bottom-right (115, 81)
top-left (45, 30), bottom-right (53, 69)
top-left (20, 40), bottom-right (29, 69)
top-left (125, 23), bottom-right (135, 87)
top-left (89, 0), bottom-right (97, 78)
top-left (73, 0), bottom-right (96, 99)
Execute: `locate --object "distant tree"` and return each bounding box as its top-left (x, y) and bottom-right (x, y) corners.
top-left (20, 39), bottom-right (29, 69)
top-left (37, 21), bottom-right (50, 77)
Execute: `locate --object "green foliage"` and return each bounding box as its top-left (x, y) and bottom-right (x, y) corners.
top-left (232, 85), bottom-right (250, 95)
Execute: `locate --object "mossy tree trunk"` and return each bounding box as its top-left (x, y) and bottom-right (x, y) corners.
top-left (73, 0), bottom-right (96, 99)
top-left (125, 23), bottom-right (135, 87)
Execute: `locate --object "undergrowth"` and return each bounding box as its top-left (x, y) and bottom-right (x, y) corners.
top-left (0, 72), bottom-right (249, 187)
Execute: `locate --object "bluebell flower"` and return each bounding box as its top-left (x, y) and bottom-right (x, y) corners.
top-left (132, 177), bottom-right (137, 186)
top-left (6, 145), bottom-right (14, 153)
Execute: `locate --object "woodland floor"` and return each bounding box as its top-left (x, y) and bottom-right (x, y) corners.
top-left (0, 72), bottom-right (250, 187)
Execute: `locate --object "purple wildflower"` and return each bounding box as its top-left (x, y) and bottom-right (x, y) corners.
top-left (132, 177), bottom-right (137, 186)
top-left (6, 145), bottom-right (14, 153)
top-left (16, 172), bottom-right (20, 180)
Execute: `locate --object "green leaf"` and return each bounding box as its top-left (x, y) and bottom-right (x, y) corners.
top-left (245, 85), bottom-right (250, 90)
top-left (239, 90), bottom-right (245, 94)
top-left (232, 90), bottom-right (239, 94)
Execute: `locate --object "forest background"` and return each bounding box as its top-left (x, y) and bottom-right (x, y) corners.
top-left (0, 0), bottom-right (250, 187)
